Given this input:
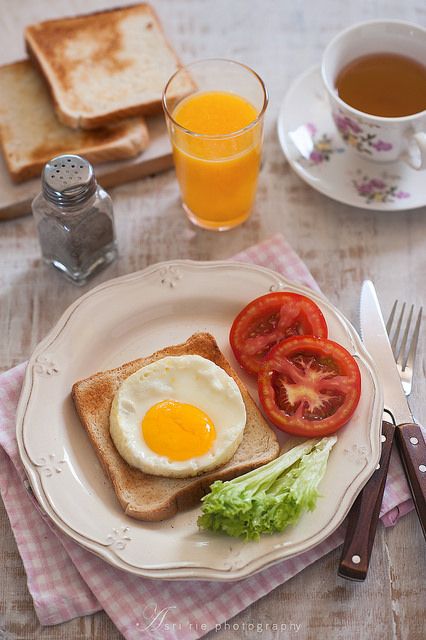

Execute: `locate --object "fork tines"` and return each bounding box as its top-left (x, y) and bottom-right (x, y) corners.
top-left (387, 300), bottom-right (423, 373)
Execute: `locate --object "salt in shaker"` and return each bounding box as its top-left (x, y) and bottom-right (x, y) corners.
top-left (32, 154), bottom-right (118, 285)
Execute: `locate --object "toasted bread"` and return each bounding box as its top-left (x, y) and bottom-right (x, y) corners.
top-left (25, 3), bottom-right (194, 129)
top-left (0, 60), bottom-right (149, 183)
top-left (72, 333), bottom-right (280, 521)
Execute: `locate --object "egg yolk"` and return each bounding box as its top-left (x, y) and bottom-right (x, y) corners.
top-left (142, 400), bottom-right (216, 461)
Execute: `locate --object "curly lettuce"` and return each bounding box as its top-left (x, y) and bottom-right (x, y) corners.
top-left (198, 436), bottom-right (337, 541)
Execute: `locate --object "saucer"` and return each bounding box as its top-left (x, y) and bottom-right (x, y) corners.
top-left (277, 66), bottom-right (426, 211)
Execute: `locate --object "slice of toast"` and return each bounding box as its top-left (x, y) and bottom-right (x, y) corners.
top-left (0, 60), bottom-right (149, 183)
top-left (72, 333), bottom-right (280, 521)
top-left (25, 3), bottom-right (194, 129)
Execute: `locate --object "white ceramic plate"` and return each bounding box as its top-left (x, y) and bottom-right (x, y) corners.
top-left (277, 66), bottom-right (426, 211)
top-left (16, 261), bottom-right (383, 581)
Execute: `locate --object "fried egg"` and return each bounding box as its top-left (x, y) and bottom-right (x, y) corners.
top-left (109, 355), bottom-right (246, 478)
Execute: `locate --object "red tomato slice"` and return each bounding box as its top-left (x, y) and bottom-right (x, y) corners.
top-left (258, 335), bottom-right (361, 436)
top-left (230, 292), bottom-right (328, 375)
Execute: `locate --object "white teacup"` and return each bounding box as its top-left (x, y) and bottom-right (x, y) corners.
top-left (321, 20), bottom-right (426, 170)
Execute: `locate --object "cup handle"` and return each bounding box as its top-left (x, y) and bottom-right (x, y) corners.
top-left (405, 132), bottom-right (426, 171)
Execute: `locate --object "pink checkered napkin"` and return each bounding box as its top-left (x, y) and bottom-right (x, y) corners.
top-left (0, 234), bottom-right (417, 640)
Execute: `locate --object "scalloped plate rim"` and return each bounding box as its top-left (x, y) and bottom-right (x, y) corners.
top-left (16, 259), bottom-right (383, 581)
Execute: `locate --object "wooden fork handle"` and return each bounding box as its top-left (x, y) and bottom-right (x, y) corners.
top-left (395, 423), bottom-right (426, 540)
top-left (338, 420), bottom-right (395, 581)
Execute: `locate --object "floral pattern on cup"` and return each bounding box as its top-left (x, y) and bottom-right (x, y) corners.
top-left (305, 123), bottom-right (345, 165)
top-left (352, 171), bottom-right (410, 204)
top-left (333, 111), bottom-right (393, 155)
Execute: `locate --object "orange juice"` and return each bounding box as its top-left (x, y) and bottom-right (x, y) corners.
top-left (171, 91), bottom-right (262, 229)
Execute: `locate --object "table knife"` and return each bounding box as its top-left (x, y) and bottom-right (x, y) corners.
top-left (339, 281), bottom-right (426, 581)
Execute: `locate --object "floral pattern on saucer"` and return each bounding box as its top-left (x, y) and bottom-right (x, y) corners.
top-left (351, 170), bottom-right (410, 204)
top-left (333, 110), bottom-right (393, 155)
top-left (305, 123), bottom-right (345, 165)
top-left (295, 122), bottom-right (410, 204)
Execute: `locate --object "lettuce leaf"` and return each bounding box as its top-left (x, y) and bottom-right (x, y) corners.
top-left (198, 436), bottom-right (337, 541)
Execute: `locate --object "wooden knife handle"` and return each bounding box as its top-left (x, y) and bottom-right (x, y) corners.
top-left (338, 420), bottom-right (395, 581)
top-left (395, 423), bottom-right (426, 540)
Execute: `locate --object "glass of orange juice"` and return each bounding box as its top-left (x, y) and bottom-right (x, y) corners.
top-left (162, 59), bottom-right (268, 230)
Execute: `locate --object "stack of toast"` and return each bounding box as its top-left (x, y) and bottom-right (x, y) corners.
top-left (0, 3), bottom-right (193, 182)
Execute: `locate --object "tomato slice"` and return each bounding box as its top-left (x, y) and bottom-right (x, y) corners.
top-left (230, 292), bottom-right (328, 375)
top-left (258, 335), bottom-right (361, 436)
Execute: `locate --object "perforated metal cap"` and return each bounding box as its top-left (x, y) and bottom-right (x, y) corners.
top-left (42, 154), bottom-right (97, 208)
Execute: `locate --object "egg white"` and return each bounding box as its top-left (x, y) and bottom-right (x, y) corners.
top-left (109, 355), bottom-right (246, 478)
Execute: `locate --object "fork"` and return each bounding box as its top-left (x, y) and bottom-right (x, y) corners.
top-left (386, 300), bottom-right (423, 396)
top-left (386, 300), bottom-right (426, 540)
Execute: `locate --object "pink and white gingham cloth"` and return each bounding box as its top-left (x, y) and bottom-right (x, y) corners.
top-left (0, 234), bottom-right (418, 640)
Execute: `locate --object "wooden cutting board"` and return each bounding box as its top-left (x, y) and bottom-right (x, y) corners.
top-left (0, 115), bottom-right (172, 221)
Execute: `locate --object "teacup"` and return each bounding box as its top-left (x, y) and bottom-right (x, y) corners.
top-left (321, 20), bottom-right (426, 169)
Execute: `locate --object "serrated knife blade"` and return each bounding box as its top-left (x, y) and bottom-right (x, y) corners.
top-left (359, 280), bottom-right (412, 425)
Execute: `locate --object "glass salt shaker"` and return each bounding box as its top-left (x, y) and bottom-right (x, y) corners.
top-left (32, 154), bottom-right (118, 285)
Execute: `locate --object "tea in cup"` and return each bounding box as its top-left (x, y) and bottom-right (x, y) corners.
top-left (321, 20), bottom-right (426, 169)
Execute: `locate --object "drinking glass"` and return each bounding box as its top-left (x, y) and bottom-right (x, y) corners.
top-left (163, 59), bottom-right (268, 230)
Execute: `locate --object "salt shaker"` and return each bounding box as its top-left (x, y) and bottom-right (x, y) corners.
top-left (32, 154), bottom-right (118, 285)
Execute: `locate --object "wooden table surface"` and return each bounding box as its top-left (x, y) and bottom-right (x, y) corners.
top-left (1, 1), bottom-right (425, 638)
